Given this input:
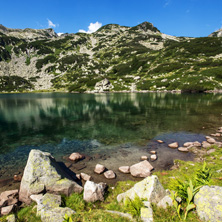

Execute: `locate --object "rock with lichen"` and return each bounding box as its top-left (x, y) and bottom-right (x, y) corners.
top-left (117, 175), bottom-right (166, 204)
top-left (19, 149), bottom-right (83, 204)
top-left (194, 186), bottom-right (222, 222)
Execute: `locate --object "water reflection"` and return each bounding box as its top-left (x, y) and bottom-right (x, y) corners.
top-left (0, 92), bottom-right (222, 155)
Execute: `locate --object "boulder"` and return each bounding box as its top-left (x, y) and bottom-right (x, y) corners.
top-left (19, 149), bottom-right (83, 204)
top-left (140, 156), bottom-right (148, 161)
top-left (194, 186), bottom-right (222, 222)
top-left (207, 137), bottom-right (216, 144)
top-left (193, 141), bottom-right (201, 147)
top-left (36, 193), bottom-right (75, 222)
top-left (68, 153), bottom-right (84, 161)
top-left (104, 170), bottom-right (116, 179)
top-left (207, 149), bottom-right (216, 155)
top-left (157, 195), bottom-right (173, 209)
top-left (150, 151), bottom-right (157, 154)
top-left (83, 181), bottom-right (107, 202)
top-left (183, 142), bottom-right (193, 147)
top-left (0, 190), bottom-right (18, 208)
top-left (80, 173), bottom-right (91, 181)
top-left (215, 142), bottom-right (222, 148)
top-left (178, 147), bottom-right (189, 152)
top-left (210, 133), bottom-right (221, 137)
top-left (117, 175), bottom-right (166, 204)
top-left (1, 205), bottom-right (14, 216)
top-left (118, 166), bottom-right (130, 174)
top-left (41, 207), bottom-right (75, 222)
top-left (150, 155), bottom-right (157, 161)
top-left (202, 141), bottom-right (211, 149)
top-left (130, 160), bottom-right (154, 177)
top-left (30, 194), bottom-right (44, 204)
top-left (94, 164), bottom-right (106, 174)
top-left (168, 142), bottom-right (179, 149)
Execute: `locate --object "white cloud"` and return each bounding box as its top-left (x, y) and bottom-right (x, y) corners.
top-left (79, 22), bottom-right (102, 34)
top-left (47, 19), bottom-right (56, 28)
top-left (57, 32), bottom-right (64, 36)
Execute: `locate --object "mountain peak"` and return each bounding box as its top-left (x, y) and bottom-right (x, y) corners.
top-left (131, 21), bottom-right (160, 33)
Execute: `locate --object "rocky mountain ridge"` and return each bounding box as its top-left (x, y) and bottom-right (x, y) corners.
top-left (0, 22), bottom-right (222, 92)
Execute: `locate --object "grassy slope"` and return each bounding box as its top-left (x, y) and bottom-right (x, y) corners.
top-left (1, 23), bottom-right (222, 92)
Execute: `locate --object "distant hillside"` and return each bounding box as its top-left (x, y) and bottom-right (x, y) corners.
top-left (0, 22), bottom-right (222, 93)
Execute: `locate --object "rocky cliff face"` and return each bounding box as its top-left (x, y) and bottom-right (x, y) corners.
top-left (0, 22), bottom-right (222, 93)
top-left (0, 24), bottom-right (57, 40)
top-left (209, 28), bottom-right (222, 37)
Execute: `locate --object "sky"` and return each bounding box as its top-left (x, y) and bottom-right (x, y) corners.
top-left (0, 0), bottom-right (222, 37)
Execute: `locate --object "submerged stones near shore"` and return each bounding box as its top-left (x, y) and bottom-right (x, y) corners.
top-left (69, 152), bottom-right (85, 162)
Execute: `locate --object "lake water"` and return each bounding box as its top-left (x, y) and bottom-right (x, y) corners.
top-left (0, 92), bottom-right (222, 186)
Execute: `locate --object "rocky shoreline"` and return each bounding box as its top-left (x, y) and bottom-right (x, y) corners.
top-left (2, 89), bottom-right (222, 94)
top-left (0, 126), bottom-right (222, 221)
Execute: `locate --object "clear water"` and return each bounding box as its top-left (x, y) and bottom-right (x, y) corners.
top-left (0, 92), bottom-right (222, 180)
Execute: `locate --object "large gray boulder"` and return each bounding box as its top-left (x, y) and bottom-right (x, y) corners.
top-left (117, 175), bottom-right (166, 204)
top-left (83, 181), bottom-right (107, 202)
top-left (194, 186), bottom-right (222, 222)
top-left (19, 149), bottom-right (83, 204)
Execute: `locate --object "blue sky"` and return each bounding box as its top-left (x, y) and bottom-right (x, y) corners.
top-left (0, 0), bottom-right (222, 37)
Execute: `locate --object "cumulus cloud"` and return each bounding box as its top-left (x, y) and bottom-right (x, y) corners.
top-left (79, 22), bottom-right (102, 34)
top-left (47, 19), bottom-right (56, 28)
top-left (57, 32), bottom-right (64, 36)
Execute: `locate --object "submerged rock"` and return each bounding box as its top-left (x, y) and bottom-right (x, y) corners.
top-left (130, 160), bottom-right (154, 177)
top-left (117, 175), bottom-right (166, 204)
top-left (68, 152), bottom-right (84, 162)
top-left (194, 186), bottom-right (222, 222)
top-left (19, 149), bottom-right (83, 204)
